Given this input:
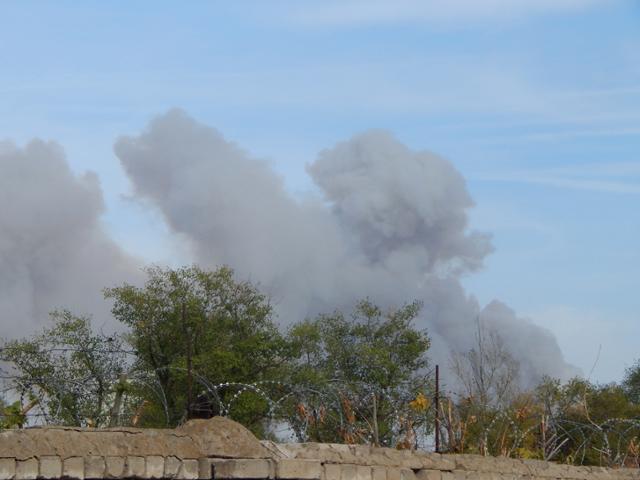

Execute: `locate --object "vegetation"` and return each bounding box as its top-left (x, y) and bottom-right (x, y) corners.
top-left (2, 309), bottom-right (128, 427)
top-left (104, 265), bottom-right (288, 434)
top-left (438, 326), bottom-right (640, 467)
top-left (444, 319), bottom-right (522, 456)
top-left (285, 299), bottom-right (432, 447)
top-left (623, 359), bottom-right (640, 405)
top-left (0, 399), bottom-right (28, 429)
top-left (1, 263), bottom-right (639, 468)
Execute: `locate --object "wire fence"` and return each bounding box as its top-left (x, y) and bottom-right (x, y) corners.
top-left (1, 347), bottom-right (639, 468)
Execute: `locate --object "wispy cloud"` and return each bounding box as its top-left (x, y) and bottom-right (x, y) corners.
top-left (0, 58), bottom-right (548, 116)
top-left (475, 161), bottom-right (640, 194)
top-left (283, 0), bottom-right (610, 28)
top-left (493, 127), bottom-right (640, 143)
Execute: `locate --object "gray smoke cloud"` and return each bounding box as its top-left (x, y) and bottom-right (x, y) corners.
top-left (0, 140), bottom-right (139, 338)
top-left (308, 130), bottom-right (493, 274)
top-left (115, 109), bottom-right (579, 385)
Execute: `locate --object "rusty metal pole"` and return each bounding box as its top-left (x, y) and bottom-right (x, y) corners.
top-left (435, 364), bottom-right (440, 453)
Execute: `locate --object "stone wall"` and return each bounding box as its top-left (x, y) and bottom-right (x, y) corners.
top-left (0, 418), bottom-right (638, 480)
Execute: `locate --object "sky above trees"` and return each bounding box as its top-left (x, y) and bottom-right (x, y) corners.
top-left (1, 0), bottom-right (639, 383)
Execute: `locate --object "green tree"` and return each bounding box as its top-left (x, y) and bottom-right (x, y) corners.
top-left (1, 310), bottom-right (128, 427)
top-left (0, 398), bottom-right (28, 429)
top-left (534, 376), bottom-right (640, 466)
top-left (104, 265), bottom-right (288, 433)
top-left (623, 359), bottom-right (640, 405)
top-left (285, 299), bottom-right (432, 447)
top-left (438, 370), bottom-right (640, 464)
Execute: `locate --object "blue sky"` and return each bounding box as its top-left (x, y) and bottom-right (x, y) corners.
top-left (1, 0), bottom-right (639, 382)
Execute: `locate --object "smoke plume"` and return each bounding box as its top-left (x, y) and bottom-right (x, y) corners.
top-left (0, 140), bottom-right (139, 337)
top-left (115, 109), bottom-right (579, 385)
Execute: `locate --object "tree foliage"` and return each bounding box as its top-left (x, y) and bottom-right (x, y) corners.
top-left (0, 398), bottom-right (28, 429)
top-left (533, 376), bottom-right (640, 467)
top-left (438, 371), bottom-right (640, 467)
top-left (441, 328), bottom-right (640, 467)
top-left (104, 265), bottom-right (287, 432)
top-left (1, 310), bottom-right (128, 427)
top-left (285, 299), bottom-right (432, 447)
top-left (623, 359), bottom-right (640, 405)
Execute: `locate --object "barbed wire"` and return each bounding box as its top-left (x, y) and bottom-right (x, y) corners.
top-left (1, 346), bottom-right (638, 467)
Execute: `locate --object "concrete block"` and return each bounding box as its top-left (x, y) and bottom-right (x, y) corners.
top-left (105, 456), bottom-right (125, 478)
top-left (0, 459), bottom-right (15, 480)
top-left (492, 458), bottom-right (521, 476)
top-left (585, 466), bottom-right (614, 480)
top-left (470, 474), bottom-right (497, 480)
top-left (199, 458), bottom-right (214, 480)
top-left (482, 473), bottom-right (503, 480)
top-left (430, 455), bottom-right (455, 472)
top-left (356, 466), bottom-right (372, 480)
top-left (164, 457), bottom-right (181, 479)
top-left (328, 445), bottom-right (354, 464)
top-left (39, 456), bottom-right (62, 479)
top-left (125, 456), bottom-right (146, 478)
top-left (320, 445), bottom-right (355, 464)
top-left (63, 457), bottom-right (85, 480)
top-left (412, 454), bottom-right (442, 470)
top-left (16, 458), bottom-right (38, 480)
top-left (386, 469), bottom-right (401, 480)
top-left (288, 443), bottom-right (355, 463)
top-left (85, 456), bottom-right (106, 479)
top-left (352, 446), bottom-right (372, 459)
top-left (341, 465), bottom-right (358, 480)
top-left (276, 459), bottom-right (322, 480)
top-left (416, 470), bottom-right (441, 480)
top-left (372, 466), bottom-right (387, 480)
top-left (521, 459), bottom-right (547, 477)
top-left (212, 459), bottom-right (273, 479)
top-left (400, 469), bottom-right (416, 480)
top-left (399, 452), bottom-right (423, 470)
top-left (325, 464), bottom-right (342, 480)
top-left (441, 472), bottom-right (454, 480)
top-left (178, 460), bottom-right (199, 480)
top-left (454, 456), bottom-right (478, 472)
top-left (377, 450), bottom-right (403, 468)
top-left (145, 456), bottom-right (165, 479)
top-left (368, 448), bottom-right (393, 468)
top-left (573, 466), bottom-right (592, 480)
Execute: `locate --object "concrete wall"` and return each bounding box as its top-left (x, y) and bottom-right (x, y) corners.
top-left (0, 418), bottom-right (638, 480)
